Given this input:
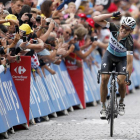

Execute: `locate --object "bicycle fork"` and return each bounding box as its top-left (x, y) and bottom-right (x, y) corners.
top-left (106, 78), bottom-right (118, 123)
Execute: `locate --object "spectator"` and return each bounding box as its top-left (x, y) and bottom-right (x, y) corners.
top-left (41, 0), bottom-right (54, 18)
top-left (7, 0), bottom-right (24, 19)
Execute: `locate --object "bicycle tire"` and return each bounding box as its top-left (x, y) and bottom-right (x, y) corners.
top-left (110, 81), bottom-right (115, 137)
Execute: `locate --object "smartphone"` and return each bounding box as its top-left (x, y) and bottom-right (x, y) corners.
top-left (16, 56), bottom-right (20, 61)
top-left (15, 25), bottom-right (19, 33)
top-left (26, 13), bottom-right (32, 19)
top-left (23, 32), bottom-right (27, 42)
top-left (23, 37), bottom-right (26, 42)
top-left (46, 22), bottom-right (50, 25)
top-left (33, 40), bottom-right (37, 44)
top-left (94, 36), bottom-right (98, 41)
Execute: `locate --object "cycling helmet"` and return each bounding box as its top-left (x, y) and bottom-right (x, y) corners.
top-left (121, 17), bottom-right (136, 29)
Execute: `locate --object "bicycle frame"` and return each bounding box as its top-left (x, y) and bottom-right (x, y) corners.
top-left (108, 71), bottom-right (118, 137)
top-left (106, 71), bottom-right (118, 120)
top-left (97, 67), bottom-right (129, 137)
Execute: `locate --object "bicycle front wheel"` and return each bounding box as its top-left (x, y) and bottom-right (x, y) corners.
top-left (110, 82), bottom-right (115, 137)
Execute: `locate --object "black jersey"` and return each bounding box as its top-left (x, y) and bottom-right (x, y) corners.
top-left (107, 23), bottom-right (133, 57)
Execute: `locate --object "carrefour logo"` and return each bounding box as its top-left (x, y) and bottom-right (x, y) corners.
top-left (14, 66), bottom-right (26, 74)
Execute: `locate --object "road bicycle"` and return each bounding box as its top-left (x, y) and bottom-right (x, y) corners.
top-left (97, 63), bottom-right (129, 137)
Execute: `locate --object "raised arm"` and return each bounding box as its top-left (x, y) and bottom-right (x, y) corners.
top-left (92, 13), bottom-right (112, 27)
top-left (93, 11), bottom-right (121, 27)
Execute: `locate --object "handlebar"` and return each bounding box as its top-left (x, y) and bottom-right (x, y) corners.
top-left (97, 70), bottom-right (130, 85)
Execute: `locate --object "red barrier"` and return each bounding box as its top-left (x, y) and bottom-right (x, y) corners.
top-left (10, 56), bottom-right (31, 125)
top-left (65, 53), bottom-right (86, 109)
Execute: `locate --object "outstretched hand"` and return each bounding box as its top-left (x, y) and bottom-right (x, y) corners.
top-left (112, 11), bottom-right (121, 18)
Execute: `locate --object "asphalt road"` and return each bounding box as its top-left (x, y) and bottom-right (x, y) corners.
top-left (1, 89), bottom-right (140, 140)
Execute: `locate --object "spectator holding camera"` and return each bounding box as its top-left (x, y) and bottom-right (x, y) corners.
top-left (19, 5), bottom-right (36, 27)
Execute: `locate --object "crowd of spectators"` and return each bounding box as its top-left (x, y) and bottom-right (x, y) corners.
top-left (0, 0), bottom-right (140, 78)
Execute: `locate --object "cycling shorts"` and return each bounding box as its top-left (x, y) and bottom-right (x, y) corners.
top-left (101, 50), bottom-right (126, 73)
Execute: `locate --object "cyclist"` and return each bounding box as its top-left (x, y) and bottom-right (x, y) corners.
top-left (93, 12), bottom-right (136, 119)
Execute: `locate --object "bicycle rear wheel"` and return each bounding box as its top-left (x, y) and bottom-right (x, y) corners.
top-left (110, 82), bottom-right (115, 137)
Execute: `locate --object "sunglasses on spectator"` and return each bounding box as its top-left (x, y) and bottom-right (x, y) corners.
top-left (121, 25), bottom-right (131, 31)
top-left (66, 31), bottom-right (71, 36)
top-left (80, 18), bottom-right (86, 21)
top-left (58, 31), bottom-right (63, 35)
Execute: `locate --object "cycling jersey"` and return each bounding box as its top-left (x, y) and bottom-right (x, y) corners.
top-left (106, 22), bottom-right (133, 57)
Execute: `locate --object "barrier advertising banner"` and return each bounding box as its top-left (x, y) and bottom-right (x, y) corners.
top-left (59, 61), bottom-right (81, 106)
top-left (83, 62), bottom-right (100, 101)
top-left (0, 115), bottom-right (7, 133)
top-left (131, 69), bottom-right (139, 87)
top-left (133, 58), bottom-right (140, 85)
top-left (84, 76), bottom-right (95, 103)
top-left (0, 69), bottom-right (27, 133)
top-left (30, 73), bottom-right (55, 118)
top-left (83, 65), bottom-right (97, 102)
top-left (92, 51), bottom-right (102, 64)
top-left (51, 64), bottom-right (72, 109)
top-left (65, 58), bottom-right (85, 108)
top-left (41, 67), bottom-right (67, 112)
top-left (10, 56), bottom-right (31, 124)
top-left (91, 65), bottom-right (101, 99)
top-left (29, 109), bottom-right (33, 120)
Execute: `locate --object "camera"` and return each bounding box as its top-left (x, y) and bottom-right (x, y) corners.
top-left (46, 18), bottom-right (59, 28)
top-left (23, 32), bottom-right (27, 42)
top-left (26, 13), bottom-right (32, 19)
top-left (90, 36), bottom-right (98, 42)
top-left (36, 15), bottom-right (41, 22)
top-left (33, 25), bottom-right (37, 28)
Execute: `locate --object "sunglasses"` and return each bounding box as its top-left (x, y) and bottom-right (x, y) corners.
top-left (66, 31), bottom-right (71, 36)
top-left (121, 25), bottom-right (131, 31)
top-left (58, 31), bottom-right (63, 35)
top-left (80, 18), bottom-right (86, 21)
